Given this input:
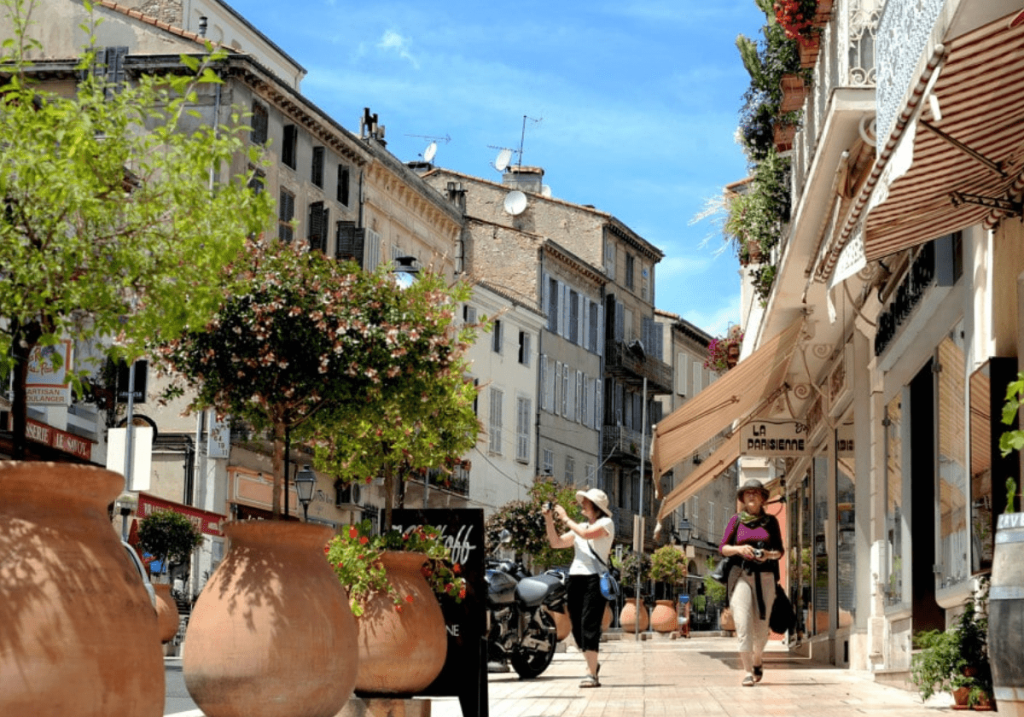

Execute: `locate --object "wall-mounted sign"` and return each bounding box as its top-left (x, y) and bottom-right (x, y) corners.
top-left (740, 420), bottom-right (812, 457)
top-left (26, 340), bottom-right (73, 406)
top-left (837, 424), bottom-right (855, 457)
top-left (115, 359), bottom-right (148, 403)
top-left (21, 417), bottom-right (93, 460)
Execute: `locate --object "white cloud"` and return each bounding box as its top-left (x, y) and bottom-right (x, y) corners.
top-left (377, 30), bottom-right (419, 68)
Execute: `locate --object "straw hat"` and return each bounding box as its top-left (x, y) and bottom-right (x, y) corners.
top-left (575, 488), bottom-right (611, 517)
top-left (736, 479), bottom-right (770, 501)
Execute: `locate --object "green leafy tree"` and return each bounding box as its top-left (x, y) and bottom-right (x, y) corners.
top-left (0, 0), bottom-right (273, 458)
top-left (650, 545), bottom-right (687, 585)
top-left (484, 479), bottom-right (585, 570)
top-left (136, 510), bottom-right (204, 578)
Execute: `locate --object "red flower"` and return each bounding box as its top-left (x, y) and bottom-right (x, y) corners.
top-left (395, 605), bottom-right (404, 613)
top-left (452, 563), bottom-right (461, 575)
top-left (359, 536), bottom-right (369, 545)
top-left (348, 526), bottom-right (358, 539)
top-left (405, 595), bottom-right (414, 604)
top-left (458, 587), bottom-right (466, 599)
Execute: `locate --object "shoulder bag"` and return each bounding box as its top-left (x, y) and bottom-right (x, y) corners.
top-left (709, 516), bottom-right (740, 585)
top-left (586, 537), bottom-right (620, 601)
top-left (769, 583), bottom-right (795, 634)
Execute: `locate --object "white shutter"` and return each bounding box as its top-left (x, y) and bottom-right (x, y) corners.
top-left (554, 361), bottom-right (562, 412)
top-left (598, 305), bottom-right (604, 356)
top-left (692, 362), bottom-right (703, 394)
top-left (561, 283), bottom-right (569, 339)
top-left (365, 228), bottom-right (382, 271)
top-left (489, 388), bottom-right (503, 454)
top-left (566, 365), bottom-right (576, 421)
top-left (595, 379), bottom-right (602, 428)
top-left (542, 274), bottom-right (551, 330)
top-left (575, 371), bottom-right (583, 423)
top-left (547, 357), bottom-right (556, 413)
top-left (539, 354), bottom-right (547, 412)
top-left (677, 352), bottom-right (690, 396)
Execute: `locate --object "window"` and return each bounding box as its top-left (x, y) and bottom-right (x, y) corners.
top-left (492, 320), bottom-right (502, 354)
top-left (472, 378), bottom-right (479, 415)
top-left (516, 397), bottom-right (531, 463)
top-left (93, 46), bottom-right (128, 97)
top-left (708, 501), bottom-right (715, 538)
top-left (251, 101), bottom-right (268, 145)
top-left (569, 290), bottom-right (580, 344)
top-left (547, 277), bottom-right (559, 333)
top-left (581, 374), bottom-right (590, 428)
top-left (885, 393), bottom-right (904, 606)
top-left (247, 167), bottom-right (265, 196)
top-left (565, 455), bottom-right (575, 485)
top-left (518, 331), bottom-right (530, 366)
top-left (641, 266), bottom-right (649, 301)
top-left (625, 254), bottom-right (635, 291)
top-left (282, 124), bottom-right (298, 169)
top-left (575, 371), bottom-right (583, 423)
top-left (463, 305), bottom-right (477, 324)
top-left (561, 364), bottom-right (569, 416)
top-left (589, 301), bottom-right (599, 352)
top-left (488, 388), bottom-right (503, 455)
top-left (307, 201), bottom-right (329, 252)
top-left (542, 449), bottom-right (554, 476)
top-left (311, 146), bottom-right (325, 188)
top-left (604, 239), bottom-right (616, 278)
top-left (337, 165), bottom-right (351, 205)
top-left (278, 188), bottom-right (295, 243)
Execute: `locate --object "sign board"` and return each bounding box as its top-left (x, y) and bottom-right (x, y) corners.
top-left (26, 340), bottom-right (73, 406)
top-left (837, 424), bottom-right (855, 457)
top-left (21, 417), bottom-right (94, 460)
top-left (137, 492), bottom-right (224, 537)
top-left (207, 411), bottom-right (230, 459)
top-left (115, 360), bottom-right (148, 403)
top-left (106, 426), bottom-right (154, 491)
top-left (739, 420), bottom-right (812, 457)
top-left (392, 509), bottom-right (487, 717)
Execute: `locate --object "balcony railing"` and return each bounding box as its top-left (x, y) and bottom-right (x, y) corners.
top-left (602, 424), bottom-right (649, 463)
top-left (603, 340), bottom-right (673, 394)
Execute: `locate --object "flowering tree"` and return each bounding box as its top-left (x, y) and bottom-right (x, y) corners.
top-left (158, 238), bottom-right (482, 523)
top-left (0, 1), bottom-right (273, 458)
top-left (484, 478), bottom-right (585, 570)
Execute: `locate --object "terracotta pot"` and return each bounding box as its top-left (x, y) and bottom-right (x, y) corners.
top-left (774, 123), bottom-right (797, 152)
top-left (799, 37), bottom-right (821, 68)
top-left (153, 583), bottom-right (180, 643)
top-left (603, 603), bottom-right (613, 631)
top-left (619, 600), bottom-right (649, 632)
top-left (353, 550), bottom-right (447, 695)
top-left (0, 461), bottom-right (164, 717)
top-left (547, 606), bottom-right (571, 641)
top-left (650, 600), bottom-right (678, 633)
top-left (183, 521), bottom-right (357, 717)
top-left (780, 74), bottom-right (808, 113)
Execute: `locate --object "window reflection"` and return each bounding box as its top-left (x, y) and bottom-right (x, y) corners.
top-left (836, 426), bottom-right (855, 625)
top-left (885, 395), bottom-right (903, 606)
top-left (937, 330), bottom-right (968, 589)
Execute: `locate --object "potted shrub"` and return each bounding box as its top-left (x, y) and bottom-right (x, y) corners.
top-left (909, 579), bottom-right (993, 709)
top-left (618, 550), bottom-right (652, 631)
top-left (650, 545), bottom-right (687, 632)
top-left (705, 327), bottom-right (744, 374)
top-left (137, 510), bottom-right (205, 644)
top-left (326, 520), bottom-right (466, 695)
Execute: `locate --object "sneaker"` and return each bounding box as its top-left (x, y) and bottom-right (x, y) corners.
top-left (753, 665), bottom-right (763, 683)
top-left (580, 674), bottom-right (601, 688)
top-left (742, 674), bottom-right (755, 687)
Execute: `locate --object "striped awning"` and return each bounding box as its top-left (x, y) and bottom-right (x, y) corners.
top-left (863, 11), bottom-right (1024, 260)
top-left (651, 321), bottom-right (802, 481)
top-left (656, 433), bottom-right (740, 524)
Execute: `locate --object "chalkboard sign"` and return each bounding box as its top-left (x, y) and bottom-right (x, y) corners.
top-left (392, 508), bottom-right (487, 717)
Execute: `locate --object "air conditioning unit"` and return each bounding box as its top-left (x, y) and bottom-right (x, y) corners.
top-left (335, 482), bottom-right (363, 509)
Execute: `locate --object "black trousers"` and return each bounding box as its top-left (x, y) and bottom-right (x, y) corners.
top-left (567, 574), bottom-right (604, 652)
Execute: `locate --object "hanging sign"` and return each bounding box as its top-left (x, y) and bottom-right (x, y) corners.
top-left (739, 420), bottom-right (811, 457)
top-left (26, 340), bottom-right (73, 406)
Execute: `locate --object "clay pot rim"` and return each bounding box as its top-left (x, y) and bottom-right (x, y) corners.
top-left (1, 460), bottom-right (123, 508)
top-left (222, 518), bottom-right (334, 548)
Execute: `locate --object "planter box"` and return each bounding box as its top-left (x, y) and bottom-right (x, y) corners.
top-left (773, 123), bottom-right (796, 152)
top-left (799, 37), bottom-right (821, 68)
top-left (780, 74), bottom-right (809, 113)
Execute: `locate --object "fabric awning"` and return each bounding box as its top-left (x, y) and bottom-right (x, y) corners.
top-left (864, 12), bottom-right (1024, 260)
top-left (656, 433), bottom-right (740, 524)
top-left (651, 320), bottom-right (802, 481)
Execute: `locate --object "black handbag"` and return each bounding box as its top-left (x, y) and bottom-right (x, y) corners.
top-left (710, 517), bottom-right (740, 585)
top-left (769, 583), bottom-right (795, 634)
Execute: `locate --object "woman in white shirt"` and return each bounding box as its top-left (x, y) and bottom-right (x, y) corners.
top-left (543, 488), bottom-right (615, 688)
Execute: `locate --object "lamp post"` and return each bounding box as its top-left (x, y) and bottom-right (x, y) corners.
top-left (627, 338), bottom-right (648, 642)
top-left (392, 256), bottom-right (419, 508)
top-left (294, 465), bottom-right (316, 522)
top-left (115, 492), bottom-right (138, 542)
top-left (673, 517), bottom-right (693, 638)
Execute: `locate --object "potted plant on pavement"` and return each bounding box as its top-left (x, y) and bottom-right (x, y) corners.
top-left (649, 545), bottom-right (687, 632)
top-left (619, 550), bottom-right (652, 631)
top-left (326, 520), bottom-right (466, 695)
top-left (136, 510), bottom-right (204, 643)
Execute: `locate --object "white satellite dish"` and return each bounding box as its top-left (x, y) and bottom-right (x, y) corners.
top-left (495, 148), bottom-right (513, 172)
top-left (504, 190), bottom-right (527, 216)
top-left (423, 141), bottom-right (437, 163)
top-left (541, 184), bottom-right (552, 198)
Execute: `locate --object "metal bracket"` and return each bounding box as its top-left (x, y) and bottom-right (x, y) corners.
top-left (920, 119), bottom-right (1008, 177)
top-left (949, 191), bottom-right (1024, 216)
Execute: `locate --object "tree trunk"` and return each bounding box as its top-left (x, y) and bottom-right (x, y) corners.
top-left (383, 462), bottom-right (394, 531)
top-left (9, 318), bottom-right (42, 461)
top-left (271, 421), bottom-right (285, 518)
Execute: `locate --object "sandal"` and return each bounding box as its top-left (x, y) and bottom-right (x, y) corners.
top-left (742, 674), bottom-right (755, 687)
top-left (753, 665), bottom-right (763, 683)
top-left (580, 674), bottom-right (601, 688)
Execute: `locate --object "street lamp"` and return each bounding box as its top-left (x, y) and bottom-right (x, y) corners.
top-left (393, 255), bottom-right (419, 290)
top-left (674, 517), bottom-right (692, 546)
top-left (115, 492), bottom-right (138, 542)
top-left (294, 465), bottom-right (316, 522)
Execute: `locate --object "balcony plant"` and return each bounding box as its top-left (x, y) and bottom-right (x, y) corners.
top-left (483, 477), bottom-right (584, 571)
top-left (773, 0), bottom-right (820, 48)
top-left (705, 326), bottom-right (744, 373)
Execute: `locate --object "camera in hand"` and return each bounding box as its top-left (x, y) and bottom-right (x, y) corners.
top-left (753, 548), bottom-right (765, 559)
top-left (543, 501), bottom-right (553, 512)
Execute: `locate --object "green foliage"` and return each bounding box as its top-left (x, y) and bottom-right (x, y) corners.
top-left (0, 0), bottom-right (274, 430)
top-left (325, 520), bottom-right (466, 617)
top-left (619, 550), bottom-right (652, 590)
top-left (999, 372), bottom-right (1024, 512)
top-left (136, 510), bottom-right (204, 573)
top-left (703, 557), bottom-right (727, 604)
top-left (909, 579), bottom-right (992, 706)
top-left (484, 479), bottom-right (584, 569)
top-left (650, 545), bottom-right (687, 585)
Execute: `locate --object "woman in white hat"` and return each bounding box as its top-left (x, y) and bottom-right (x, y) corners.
top-left (543, 487), bottom-right (614, 688)
top-left (719, 479), bottom-right (785, 687)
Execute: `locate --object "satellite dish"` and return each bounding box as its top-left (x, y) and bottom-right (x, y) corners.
top-left (423, 141), bottom-right (437, 163)
top-left (541, 184), bottom-right (552, 198)
top-left (495, 148), bottom-right (513, 172)
top-left (504, 190), bottom-right (527, 216)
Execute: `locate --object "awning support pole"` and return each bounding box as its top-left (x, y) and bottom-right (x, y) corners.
top-left (949, 191), bottom-right (1023, 216)
top-left (919, 119), bottom-right (1008, 177)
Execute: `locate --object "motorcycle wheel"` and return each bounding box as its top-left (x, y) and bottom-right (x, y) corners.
top-left (510, 609), bottom-right (557, 679)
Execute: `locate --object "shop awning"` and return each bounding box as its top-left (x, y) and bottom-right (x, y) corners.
top-left (863, 12), bottom-right (1024, 260)
top-left (656, 433), bottom-right (740, 524)
top-left (651, 321), bottom-right (802, 481)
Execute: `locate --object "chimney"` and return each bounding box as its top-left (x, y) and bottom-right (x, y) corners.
top-left (198, 16), bottom-right (208, 37)
top-left (502, 165), bottom-right (544, 194)
top-left (407, 161), bottom-right (433, 176)
top-left (446, 181), bottom-right (467, 213)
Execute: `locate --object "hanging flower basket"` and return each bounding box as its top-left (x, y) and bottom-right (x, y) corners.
top-left (780, 74), bottom-right (809, 113)
top-left (799, 36), bottom-right (821, 68)
top-left (774, 123), bottom-right (797, 152)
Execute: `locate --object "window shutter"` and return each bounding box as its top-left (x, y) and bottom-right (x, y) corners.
top-left (576, 371), bottom-right (583, 423)
top-left (546, 357), bottom-right (555, 413)
top-left (562, 364), bottom-right (569, 416)
top-left (307, 202), bottom-right (326, 252)
top-left (598, 305), bottom-right (605, 355)
top-left (693, 363), bottom-right (703, 394)
top-left (489, 388), bottom-right (503, 454)
top-left (251, 101), bottom-right (268, 145)
top-left (312, 147), bottom-right (325, 188)
top-left (337, 165), bottom-right (351, 205)
top-left (677, 352), bottom-right (690, 396)
top-left (595, 379), bottom-right (602, 428)
top-left (516, 397), bottom-right (530, 462)
top-left (539, 354), bottom-right (547, 412)
top-left (615, 302), bottom-right (624, 342)
top-left (543, 274), bottom-right (552, 331)
top-left (365, 228), bottom-right (382, 271)
top-left (554, 361), bottom-right (561, 411)
top-left (561, 283), bottom-right (569, 339)
top-left (282, 125), bottom-right (298, 169)
top-left (335, 221), bottom-right (365, 264)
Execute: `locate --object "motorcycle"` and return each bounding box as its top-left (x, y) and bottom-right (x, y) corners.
top-left (485, 553), bottom-right (567, 679)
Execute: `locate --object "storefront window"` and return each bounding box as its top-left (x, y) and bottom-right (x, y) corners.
top-left (884, 395), bottom-right (904, 606)
top-left (836, 426), bottom-right (855, 626)
top-left (790, 473), bottom-right (812, 640)
top-left (813, 454), bottom-right (829, 635)
top-left (937, 330), bottom-right (968, 589)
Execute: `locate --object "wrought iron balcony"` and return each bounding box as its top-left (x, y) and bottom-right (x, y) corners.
top-left (603, 339), bottom-right (673, 394)
top-left (602, 424), bottom-right (649, 463)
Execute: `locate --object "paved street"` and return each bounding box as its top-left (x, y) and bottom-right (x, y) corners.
top-left (165, 634), bottom-right (955, 716)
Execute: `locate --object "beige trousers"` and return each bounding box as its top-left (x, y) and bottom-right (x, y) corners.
top-left (731, 571), bottom-right (776, 674)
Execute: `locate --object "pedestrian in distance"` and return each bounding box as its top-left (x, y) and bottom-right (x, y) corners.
top-left (543, 487), bottom-right (615, 688)
top-left (719, 479), bottom-right (785, 687)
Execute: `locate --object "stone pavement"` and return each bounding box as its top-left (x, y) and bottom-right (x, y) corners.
top-left (425, 635), bottom-right (953, 717)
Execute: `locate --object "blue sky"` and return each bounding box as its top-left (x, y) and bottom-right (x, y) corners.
top-left (234, 0), bottom-right (765, 337)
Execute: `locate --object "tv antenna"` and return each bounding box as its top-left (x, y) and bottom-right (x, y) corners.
top-left (517, 115), bottom-right (542, 169)
top-left (405, 133), bottom-right (451, 163)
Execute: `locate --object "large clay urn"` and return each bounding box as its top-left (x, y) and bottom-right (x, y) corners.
top-left (0, 461), bottom-right (164, 717)
top-left (650, 600), bottom-right (678, 633)
top-left (354, 550), bottom-right (447, 695)
top-left (183, 521), bottom-right (357, 717)
top-left (153, 583), bottom-right (180, 643)
top-left (547, 606), bottom-right (571, 641)
top-left (619, 599), bottom-right (649, 632)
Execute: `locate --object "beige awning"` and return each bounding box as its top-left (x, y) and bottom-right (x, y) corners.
top-left (864, 12), bottom-right (1024, 260)
top-left (651, 320), bottom-right (802, 481)
top-left (656, 433), bottom-right (740, 524)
